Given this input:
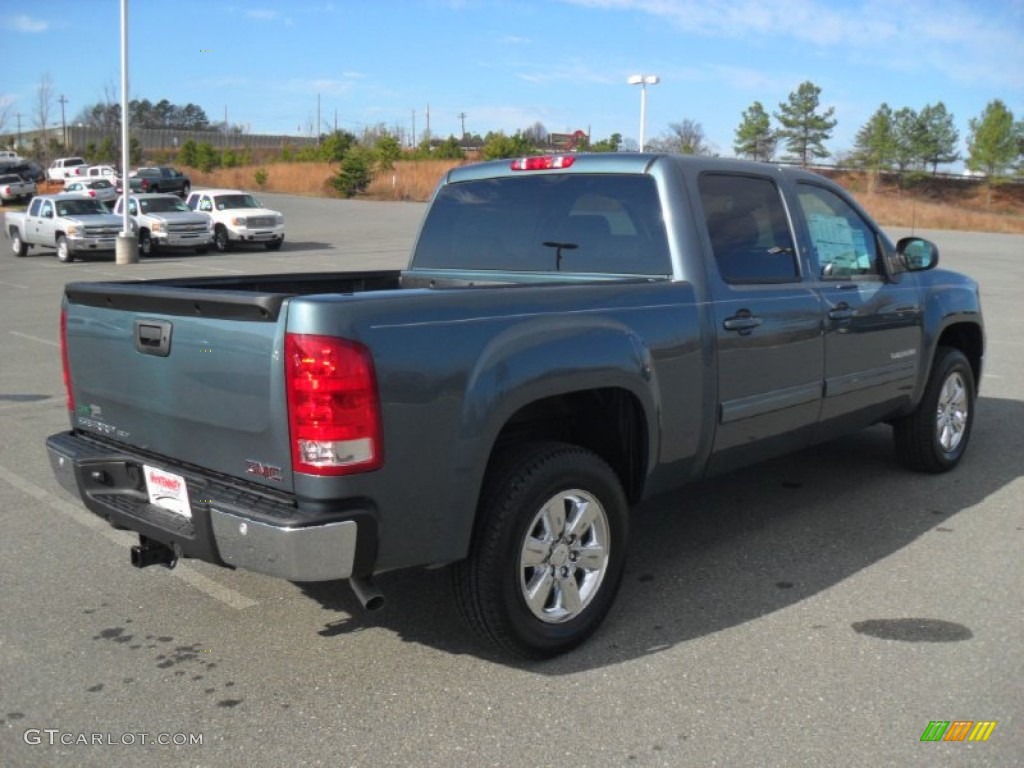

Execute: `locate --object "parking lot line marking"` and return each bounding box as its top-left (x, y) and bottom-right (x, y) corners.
top-left (0, 463), bottom-right (258, 611)
top-left (0, 280), bottom-right (29, 289)
top-left (9, 331), bottom-right (58, 347)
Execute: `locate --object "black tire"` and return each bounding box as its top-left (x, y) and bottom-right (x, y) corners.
top-left (213, 226), bottom-right (231, 252)
top-left (181, 183), bottom-right (191, 198)
top-left (138, 231), bottom-right (156, 257)
top-left (453, 442), bottom-right (629, 659)
top-left (893, 347), bottom-right (975, 473)
top-left (11, 229), bottom-right (28, 257)
top-left (264, 237), bottom-right (283, 251)
top-left (56, 235), bottom-right (73, 263)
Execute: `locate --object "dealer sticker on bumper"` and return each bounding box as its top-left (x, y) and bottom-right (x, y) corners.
top-left (143, 465), bottom-right (192, 518)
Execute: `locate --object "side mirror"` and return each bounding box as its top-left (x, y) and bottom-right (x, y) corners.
top-left (895, 237), bottom-right (938, 272)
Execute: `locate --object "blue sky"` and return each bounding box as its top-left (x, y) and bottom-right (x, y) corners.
top-left (3, 0), bottom-right (1022, 163)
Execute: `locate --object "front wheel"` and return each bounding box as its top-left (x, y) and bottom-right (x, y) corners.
top-left (453, 442), bottom-right (629, 659)
top-left (56, 235), bottom-right (73, 263)
top-left (265, 237), bottom-right (283, 251)
top-left (893, 347), bottom-right (976, 473)
top-left (213, 226), bottom-right (231, 252)
top-left (138, 231), bottom-right (156, 257)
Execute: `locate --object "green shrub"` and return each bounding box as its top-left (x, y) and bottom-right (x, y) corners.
top-left (330, 148), bottom-right (373, 198)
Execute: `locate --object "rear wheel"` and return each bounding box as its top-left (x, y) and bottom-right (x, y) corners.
top-left (56, 235), bottom-right (72, 263)
top-left (453, 442), bottom-right (629, 659)
top-left (893, 347), bottom-right (975, 473)
top-left (11, 229), bottom-right (28, 257)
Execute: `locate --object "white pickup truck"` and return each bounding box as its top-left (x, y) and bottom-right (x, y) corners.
top-left (5, 193), bottom-right (122, 262)
top-left (113, 193), bottom-right (213, 256)
top-left (47, 157), bottom-right (88, 182)
top-left (0, 172), bottom-right (36, 205)
top-left (185, 188), bottom-right (285, 251)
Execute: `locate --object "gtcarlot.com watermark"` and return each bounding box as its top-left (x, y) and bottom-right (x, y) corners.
top-left (23, 729), bottom-right (203, 747)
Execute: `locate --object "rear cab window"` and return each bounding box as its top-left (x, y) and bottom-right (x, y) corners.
top-left (412, 174), bottom-right (671, 276)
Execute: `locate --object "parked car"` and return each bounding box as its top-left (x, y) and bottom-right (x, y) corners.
top-left (46, 154), bottom-right (984, 658)
top-left (0, 161), bottom-right (45, 184)
top-left (0, 173), bottom-right (36, 205)
top-left (185, 188), bottom-right (285, 251)
top-left (5, 193), bottom-right (121, 262)
top-left (85, 165), bottom-right (121, 183)
top-left (63, 178), bottom-right (118, 208)
top-left (113, 193), bottom-right (213, 256)
top-left (129, 166), bottom-right (191, 196)
top-left (47, 156), bottom-right (88, 182)
top-left (17, 161), bottom-right (47, 183)
top-left (0, 150), bottom-right (24, 163)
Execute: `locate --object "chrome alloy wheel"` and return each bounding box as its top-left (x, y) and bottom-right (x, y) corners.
top-left (519, 489), bottom-right (610, 623)
top-left (936, 371), bottom-right (968, 453)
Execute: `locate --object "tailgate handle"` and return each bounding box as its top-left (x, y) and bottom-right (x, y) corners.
top-left (134, 319), bottom-right (172, 357)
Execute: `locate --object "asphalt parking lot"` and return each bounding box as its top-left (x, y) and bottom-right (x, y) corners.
top-left (1, 195), bottom-right (1021, 767)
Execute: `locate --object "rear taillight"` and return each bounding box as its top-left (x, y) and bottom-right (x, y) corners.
top-left (88, 190), bottom-right (96, 197)
top-left (285, 334), bottom-right (382, 475)
top-left (60, 307), bottom-right (74, 411)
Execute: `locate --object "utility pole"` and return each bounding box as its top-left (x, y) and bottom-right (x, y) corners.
top-left (15, 113), bottom-right (23, 150)
top-left (334, 108), bottom-right (337, 134)
top-left (457, 111), bottom-right (467, 138)
top-left (58, 95), bottom-right (69, 148)
top-left (425, 103), bottom-right (430, 142)
top-left (411, 109), bottom-right (416, 148)
top-left (316, 93), bottom-right (321, 146)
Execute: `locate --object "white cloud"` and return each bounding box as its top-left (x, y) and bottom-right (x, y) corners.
top-left (560, 0), bottom-right (1024, 88)
top-left (3, 14), bottom-right (48, 33)
top-left (516, 60), bottom-right (620, 86)
top-left (245, 9), bottom-right (279, 21)
top-left (279, 77), bottom-right (359, 96)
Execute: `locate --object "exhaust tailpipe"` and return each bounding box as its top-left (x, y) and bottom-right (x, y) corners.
top-left (130, 537), bottom-right (178, 569)
top-left (350, 576), bottom-right (385, 611)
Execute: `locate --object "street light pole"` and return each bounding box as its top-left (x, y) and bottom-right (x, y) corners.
top-left (116, 0), bottom-right (138, 264)
top-left (627, 74), bottom-right (660, 152)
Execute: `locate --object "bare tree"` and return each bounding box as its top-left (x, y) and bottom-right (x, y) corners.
top-left (522, 121), bottom-right (549, 145)
top-left (651, 119), bottom-right (710, 155)
top-left (35, 72), bottom-right (55, 132)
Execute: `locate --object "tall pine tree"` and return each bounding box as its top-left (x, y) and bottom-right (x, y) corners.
top-left (774, 81), bottom-right (836, 166)
top-left (853, 103), bottom-right (896, 192)
top-left (733, 101), bottom-right (776, 161)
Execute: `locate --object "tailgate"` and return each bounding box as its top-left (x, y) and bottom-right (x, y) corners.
top-left (63, 281), bottom-right (294, 493)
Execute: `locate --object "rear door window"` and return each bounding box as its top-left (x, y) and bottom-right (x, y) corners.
top-left (413, 174), bottom-right (671, 275)
top-left (698, 173), bottom-right (800, 283)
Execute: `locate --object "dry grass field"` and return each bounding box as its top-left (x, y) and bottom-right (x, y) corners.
top-left (175, 160), bottom-right (1024, 235)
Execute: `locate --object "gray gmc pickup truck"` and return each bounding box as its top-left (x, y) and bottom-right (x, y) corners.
top-left (47, 154), bottom-right (984, 658)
